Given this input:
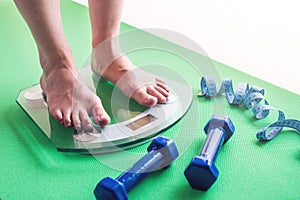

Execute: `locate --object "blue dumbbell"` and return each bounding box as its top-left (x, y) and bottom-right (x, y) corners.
top-left (184, 114), bottom-right (235, 190)
top-left (94, 136), bottom-right (179, 200)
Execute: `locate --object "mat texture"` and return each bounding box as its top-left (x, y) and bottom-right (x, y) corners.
top-left (0, 1), bottom-right (299, 199)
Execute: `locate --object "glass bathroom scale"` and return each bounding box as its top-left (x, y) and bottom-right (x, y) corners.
top-left (16, 64), bottom-right (193, 154)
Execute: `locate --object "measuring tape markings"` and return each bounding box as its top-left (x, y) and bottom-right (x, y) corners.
top-left (199, 76), bottom-right (300, 141)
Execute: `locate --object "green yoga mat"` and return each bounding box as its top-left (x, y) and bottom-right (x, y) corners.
top-left (0, 1), bottom-right (299, 199)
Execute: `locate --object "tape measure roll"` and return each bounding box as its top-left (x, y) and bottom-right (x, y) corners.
top-left (199, 76), bottom-right (300, 141)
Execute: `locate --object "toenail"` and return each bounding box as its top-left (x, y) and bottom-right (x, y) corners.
top-left (75, 124), bottom-right (81, 130)
top-left (65, 122), bottom-right (72, 128)
top-left (143, 98), bottom-right (153, 105)
top-left (85, 124), bottom-right (93, 129)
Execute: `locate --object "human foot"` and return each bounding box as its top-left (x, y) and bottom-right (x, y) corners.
top-left (40, 67), bottom-right (110, 129)
top-left (92, 55), bottom-right (169, 107)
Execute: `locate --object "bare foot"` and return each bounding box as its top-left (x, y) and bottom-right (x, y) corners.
top-left (40, 67), bottom-right (110, 129)
top-left (92, 55), bottom-right (169, 107)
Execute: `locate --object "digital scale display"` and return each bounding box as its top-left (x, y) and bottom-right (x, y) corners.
top-left (126, 114), bottom-right (157, 131)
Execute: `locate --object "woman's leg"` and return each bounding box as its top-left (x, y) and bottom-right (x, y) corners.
top-left (88, 0), bottom-right (169, 107)
top-left (14, 0), bottom-right (110, 129)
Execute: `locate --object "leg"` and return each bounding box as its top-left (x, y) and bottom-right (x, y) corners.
top-left (88, 0), bottom-right (169, 107)
top-left (14, 0), bottom-right (110, 129)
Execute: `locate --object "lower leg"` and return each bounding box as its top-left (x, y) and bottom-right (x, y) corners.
top-left (88, 0), bottom-right (169, 106)
top-left (14, 0), bottom-right (110, 128)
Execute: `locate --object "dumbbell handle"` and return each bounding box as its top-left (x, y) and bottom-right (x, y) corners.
top-left (116, 150), bottom-right (164, 192)
top-left (199, 127), bottom-right (225, 163)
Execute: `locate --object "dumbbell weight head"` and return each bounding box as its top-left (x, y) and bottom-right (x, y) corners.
top-left (184, 114), bottom-right (235, 190)
top-left (204, 114), bottom-right (235, 144)
top-left (184, 156), bottom-right (219, 190)
top-left (147, 135), bottom-right (179, 169)
top-left (94, 177), bottom-right (127, 200)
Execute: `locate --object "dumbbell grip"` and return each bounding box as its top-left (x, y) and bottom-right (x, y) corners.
top-left (116, 150), bottom-right (164, 192)
top-left (199, 127), bottom-right (225, 163)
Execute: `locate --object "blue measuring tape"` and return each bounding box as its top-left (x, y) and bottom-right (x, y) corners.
top-left (199, 76), bottom-right (300, 141)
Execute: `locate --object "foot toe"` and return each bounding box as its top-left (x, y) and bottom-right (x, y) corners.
top-left (154, 85), bottom-right (169, 98)
top-left (79, 111), bottom-right (93, 130)
top-left (72, 110), bottom-right (82, 130)
top-left (147, 86), bottom-right (167, 103)
top-left (49, 107), bottom-right (63, 124)
top-left (62, 108), bottom-right (72, 128)
top-left (92, 104), bottom-right (110, 126)
top-left (156, 79), bottom-right (169, 92)
top-left (133, 88), bottom-right (157, 106)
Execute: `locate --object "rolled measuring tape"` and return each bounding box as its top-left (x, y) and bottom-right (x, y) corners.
top-left (199, 76), bottom-right (300, 141)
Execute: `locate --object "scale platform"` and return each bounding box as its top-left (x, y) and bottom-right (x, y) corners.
top-left (16, 65), bottom-right (193, 153)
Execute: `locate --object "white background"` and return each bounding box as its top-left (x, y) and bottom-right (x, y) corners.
top-left (74, 0), bottom-right (300, 95)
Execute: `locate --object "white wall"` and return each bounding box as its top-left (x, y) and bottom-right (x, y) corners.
top-left (73, 0), bottom-right (300, 95)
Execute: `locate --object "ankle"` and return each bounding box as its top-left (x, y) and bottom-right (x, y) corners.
top-left (91, 40), bottom-right (123, 75)
top-left (92, 31), bottom-right (120, 48)
top-left (39, 51), bottom-right (77, 77)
